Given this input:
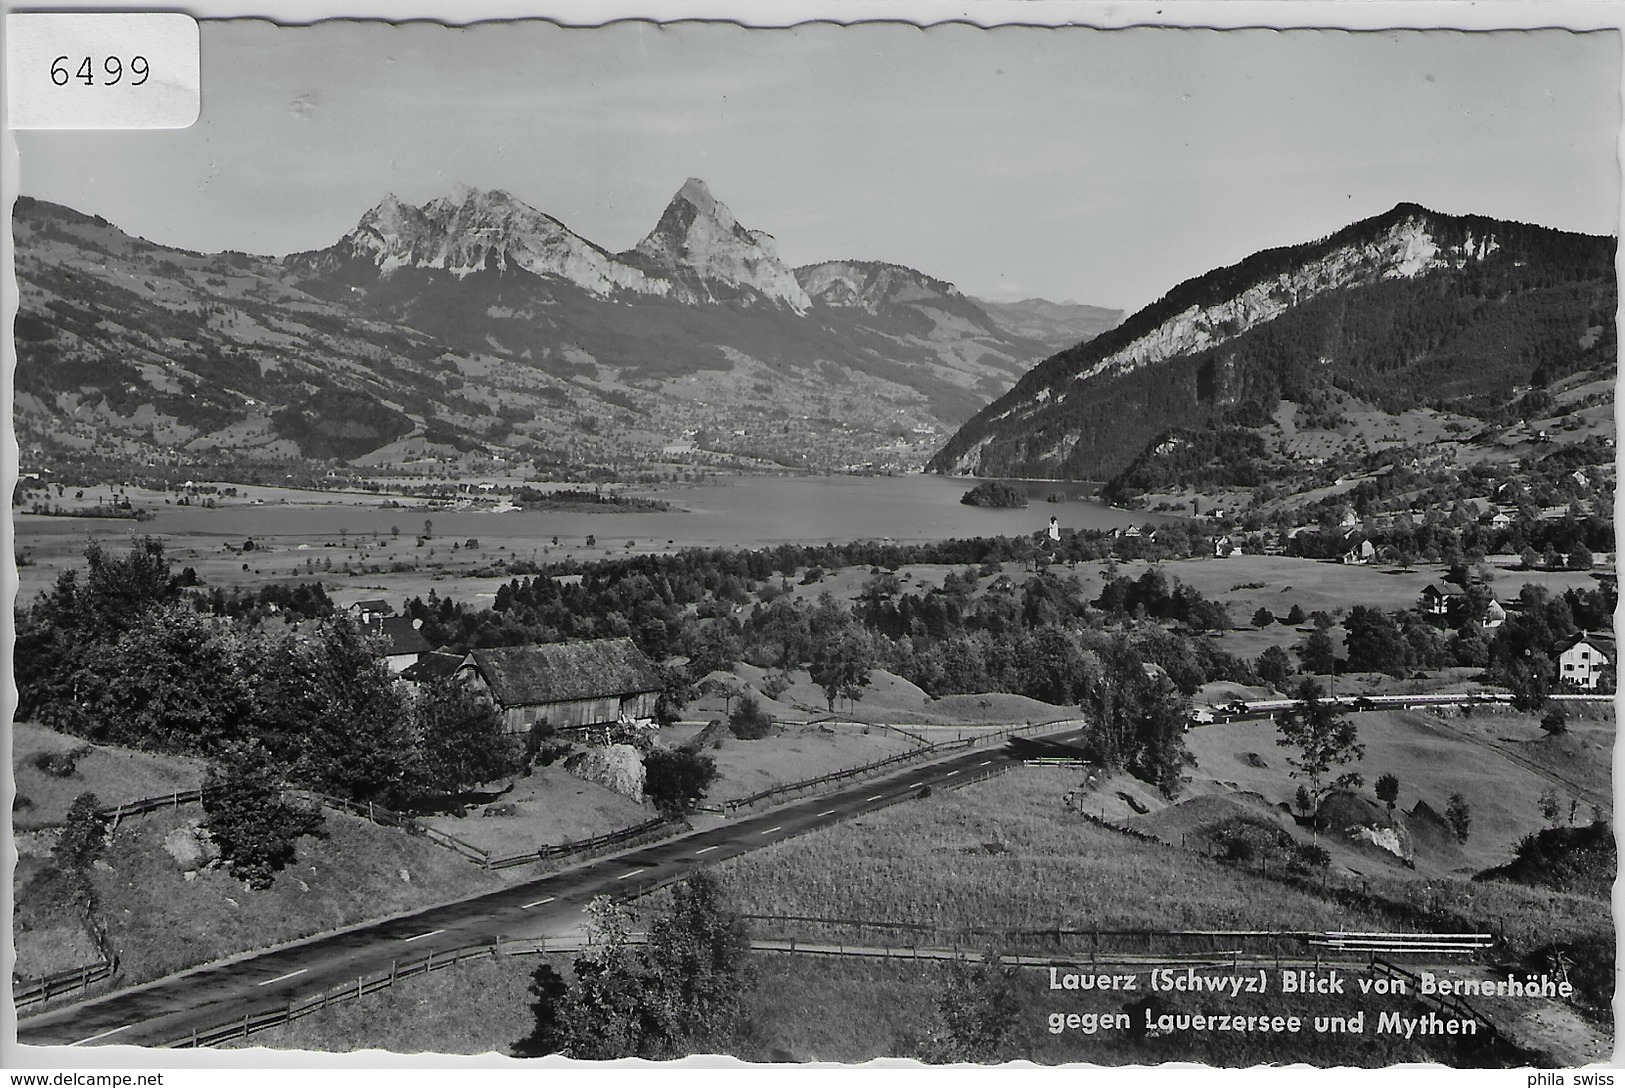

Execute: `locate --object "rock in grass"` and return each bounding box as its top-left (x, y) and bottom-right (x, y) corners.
top-left (564, 744), bottom-right (646, 802)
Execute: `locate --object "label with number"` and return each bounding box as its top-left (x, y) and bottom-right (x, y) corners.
top-left (6, 13), bottom-right (199, 129)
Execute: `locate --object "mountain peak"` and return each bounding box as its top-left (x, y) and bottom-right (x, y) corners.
top-left (630, 179), bottom-right (810, 311)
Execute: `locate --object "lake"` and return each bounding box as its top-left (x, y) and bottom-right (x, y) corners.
top-left (18, 474), bottom-right (1152, 552)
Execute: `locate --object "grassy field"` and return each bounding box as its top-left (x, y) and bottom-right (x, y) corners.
top-left (1180, 708), bottom-right (1606, 873)
top-left (11, 722), bottom-right (208, 830)
top-left (221, 952), bottom-right (542, 1056)
top-left (86, 807), bottom-right (505, 987)
top-left (416, 764), bottom-right (657, 858)
top-left (710, 767), bottom-right (1389, 935)
top-left (657, 719), bottom-right (921, 804)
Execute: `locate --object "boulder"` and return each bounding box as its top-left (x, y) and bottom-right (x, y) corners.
top-left (1317, 790), bottom-right (1414, 863)
top-left (162, 820), bottom-right (218, 872)
top-left (565, 743), bottom-right (646, 801)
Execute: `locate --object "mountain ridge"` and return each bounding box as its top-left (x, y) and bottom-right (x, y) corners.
top-left (12, 183), bottom-right (1110, 479)
top-left (929, 202), bottom-right (1617, 482)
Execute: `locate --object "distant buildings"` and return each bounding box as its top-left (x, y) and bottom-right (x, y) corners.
top-left (1341, 538), bottom-right (1376, 565)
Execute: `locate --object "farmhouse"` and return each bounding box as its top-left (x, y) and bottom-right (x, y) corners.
top-left (1341, 538), bottom-right (1376, 565)
top-left (456, 637), bottom-right (662, 736)
top-left (1419, 584), bottom-right (1461, 616)
top-left (371, 615), bottom-right (433, 673)
top-left (1556, 633), bottom-right (1612, 690)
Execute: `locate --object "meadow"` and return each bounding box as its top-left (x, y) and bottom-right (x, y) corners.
top-left (85, 807), bottom-right (506, 987)
top-left (709, 767), bottom-right (1389, 937)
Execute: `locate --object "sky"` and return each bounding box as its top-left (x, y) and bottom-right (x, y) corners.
top-left (14, 19), bottom-right (1621, 312)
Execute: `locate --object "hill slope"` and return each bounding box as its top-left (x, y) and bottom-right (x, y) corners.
top-left (929, 203), bottom-right (1616, 484)
top-left (14, 183), bottom-right (1111, 480)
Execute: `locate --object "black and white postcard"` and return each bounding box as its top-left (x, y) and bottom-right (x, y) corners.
top-left (6, 3), bottom-right (1619, 1071)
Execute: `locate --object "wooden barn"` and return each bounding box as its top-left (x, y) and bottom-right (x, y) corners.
top-left (456, 638), bottom-right (662, 736)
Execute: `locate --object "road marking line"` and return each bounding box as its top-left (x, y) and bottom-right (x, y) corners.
top-left (760, 826), bottom-right (782, 835)
top-left (865, 795), bottom-right (883, 801)
top-left (256, 968), bottom-right (308, 987)
top-left (617, 869), bottom-right (646, 880)
top-left (979, 761), bottom-right (993, 766)
top-left (816, 809), bottom-right (837, 817)
top-left (521, 897), bottom-right (555, 909)
top-left (695, 845), bottom-right (718, 854)
top-left (403, 929), bottom-right (444, 943)
top-left (908, 782), bottom-right (923, 788)
top-left (945, 770), bottom-right (959, 777)
top-left (71, 1024), bottom-right (131, 1046)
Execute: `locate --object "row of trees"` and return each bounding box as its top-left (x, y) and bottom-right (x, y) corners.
top-left (17, 540), bottom-right (527, 886)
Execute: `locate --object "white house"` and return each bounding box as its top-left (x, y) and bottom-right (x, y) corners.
top-left (1557, 633), bottom-right (1611, 690)
top-left (1341, 539), bottom-right (1376, 565)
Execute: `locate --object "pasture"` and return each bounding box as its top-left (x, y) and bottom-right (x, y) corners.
top-left (86, 807), bottom-right (506, 987)
top-left (11, 722), bottom-right (206, 830)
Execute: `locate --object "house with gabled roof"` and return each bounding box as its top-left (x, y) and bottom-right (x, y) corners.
top-left (1419, 584), bottom-right (1461, 616)
top-left (456, 637), bottom-right (662, 735)
top-left (1556, 632), bottom-right (1612, 690)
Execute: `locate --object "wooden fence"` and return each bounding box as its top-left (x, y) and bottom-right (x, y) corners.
top-left (158, 925), bottom-right (1499, 1050)
top-left (12, 956), bottom-right (118, 1010)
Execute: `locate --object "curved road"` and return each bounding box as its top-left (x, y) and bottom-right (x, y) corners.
top-left (19, 726), bottom-right (1087, 1051)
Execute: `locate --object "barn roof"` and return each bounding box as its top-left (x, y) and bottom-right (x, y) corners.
top-left (402, 650), bottom-right (464, 684)
top-left (376, 615), bottom-right (432, 657)
top-left (464, 638), bottom-right (662, 707)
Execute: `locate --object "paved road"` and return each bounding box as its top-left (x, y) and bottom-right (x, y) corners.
top-left (19, 726), bottom-right (1085, 1051)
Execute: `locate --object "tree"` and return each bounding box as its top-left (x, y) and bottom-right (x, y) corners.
top-left (1520, 547), bottom-right (1541, 571)
top-left (728, 694), bottom-right (773, 740)
top-left (637, 872), bottom-right (753, 1056)
top-left (1375, 773), bottom-right (1400, 814)
top-left (1541, 706), bottom-right (1569, 736)
top-left (1343, 606), bottom-right (1408, 676)
top-left (1569, 543), bottom-right (1594, 571)
top-left (49, 604), bottom-right (255, 753)
top-left (410, 677), bottom-right (525, 797)
top-left (1297, 629), bottom-right (1336, 675)
top-left (253, 616), bottom-right (416, 805)
top-left (920, 948), bottom-right (1025, 1063)
top-left (1251, 607), bottom-right (1275, 628)
top-left (1275, 679), bottom-right (1364, 808)
top-left (1284, 604), bottom-right (1307, 625)
top-left (1256, 646), bottom-right (1294, 688)
top-left (203, 745), bottom-right (326, 889)
top-left (1539, 788), bottom-right (1563, 826)
top-left (642, 748), bottom-right (718, 815)
top-left (1445, 793), bottom-right (1472, 843)
top-left (809, 626), bottom-right (874, 713)
top-left (653, 663), bottom-right (699, 728)
top-left (55, 792), bottom-right (106, 870)
top-left (517, 876), bottom-right (751, 1059)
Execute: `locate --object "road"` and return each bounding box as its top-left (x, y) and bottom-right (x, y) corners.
top-left (18, 725), bottom-right (1086, 1051)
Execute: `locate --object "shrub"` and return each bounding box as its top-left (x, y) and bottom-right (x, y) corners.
top-left (728, 695), bottom-right (773, 740)
top-left (1541, 707), bottom-right (1569, 736)
top-left (1445, 793), bottom-right (1472, 843)
top-left (30, 748), bottom-right (86, 778)
top-left (760, 671), bottom-right (792, 701)
top-left (55, 792), bottom-right (106, 870)
top-left (204, 747), bottom-right (327, 890)
top-left (642, 748), bottom-right (718, 816)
